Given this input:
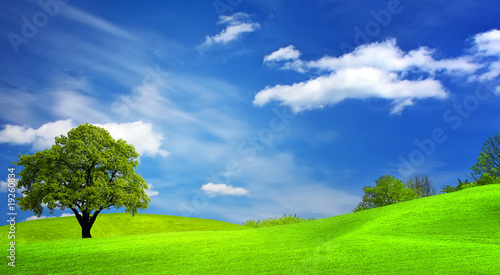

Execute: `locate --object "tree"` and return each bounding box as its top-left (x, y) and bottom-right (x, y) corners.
top-left (14, 123), bottom-right (150, 238)
top-left (353, 175), bottom-right (419, 212)
top-left (406, 174), bottom-right (436, 197)
top-left (469, 133), bottom-right (500, 182)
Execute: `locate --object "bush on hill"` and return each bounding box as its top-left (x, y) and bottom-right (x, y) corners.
top-left (243, 213), bottom-right (314, 228)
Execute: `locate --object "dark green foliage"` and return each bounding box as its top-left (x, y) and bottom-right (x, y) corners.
top-left (441, 185), bottom-right (458, 194)
top-left (469, 133), bottom-right (500, 181)
top-left (14, 123), bottom-right (150, 238)
top-left (243, 213), bottom-right (314, 228)
top-left (441, 179), bottom-right (480, 194)
top-left (353, 175), bottom-right (419, 212)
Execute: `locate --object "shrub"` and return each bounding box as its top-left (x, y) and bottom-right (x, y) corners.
top-left (243, 213), bottom-right (314, 228)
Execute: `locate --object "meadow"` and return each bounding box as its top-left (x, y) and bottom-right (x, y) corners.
top-left (1, 184), bottom-right (499, 274)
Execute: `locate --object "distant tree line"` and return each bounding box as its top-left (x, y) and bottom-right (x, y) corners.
top-left (353, 174), bottom-right (435, 212)
top-left (353, 133), bottom-right (500, 212)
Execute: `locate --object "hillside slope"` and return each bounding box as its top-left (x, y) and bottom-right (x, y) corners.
top-left (0, 213), bottom-right (249, 245)
top-left (3, 185), bottom-right (500, 274)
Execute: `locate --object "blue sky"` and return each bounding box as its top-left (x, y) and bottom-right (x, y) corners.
top-left (1, 0), bottom-right (500, 226)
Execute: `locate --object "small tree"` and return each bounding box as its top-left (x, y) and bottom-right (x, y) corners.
top-left (14, 123), bottom-right (150, 238)
top-left (353, 175), bottom-right (419, 212)
top-left (469, 133), bottom-right (500, 182)
top-left (406, 174), bottom-right (436, 197)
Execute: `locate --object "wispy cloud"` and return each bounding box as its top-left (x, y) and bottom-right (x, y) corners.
top-left (60, 5), bottom-right (136, 40)
top-left (201, 12), bottom-right (260, 48)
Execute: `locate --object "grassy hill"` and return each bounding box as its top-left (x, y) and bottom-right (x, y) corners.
top-left (2, 185), bottom-right (499, 274)
top-left (1, 213), bottom-right (249, 245)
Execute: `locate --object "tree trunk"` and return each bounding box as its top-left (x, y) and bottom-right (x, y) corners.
top-left (82, 223), bottom-right (92, 238)
top-left (70, 207), bottom-right (102, 239)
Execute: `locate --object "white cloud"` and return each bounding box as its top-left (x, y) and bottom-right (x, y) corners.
top-left (299, 39), bottom-right (478, 74)
top-left (96, 121), bottom-right (169, 157)
top-left (200, 182), bottom-right (249, 197)
top-left (471, 29), bottom-right (500, 82)
top-left (391, 98), bottom-right (415, 115)
top-left (480, 61), bottom-right (500, 81)
top-left (255, 39), bottom-right (481, 114)
top-left (254, 67), bottom-right (447, 114)
top-left (264, 45), bottom-right (301, 62)
top-left (201, 13), bottom-right (260, 47)
top-left (0, 120), bottom-right (74, 150)
top-left (0, 120), bottom-right (168, 157)
top-left (146, 183), bottom-right (159, 197)
top-left (473, 29), bottom-right (500, 56)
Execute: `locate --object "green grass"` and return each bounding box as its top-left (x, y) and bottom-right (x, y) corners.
top-left (2, 185), bottom-right (499, 274)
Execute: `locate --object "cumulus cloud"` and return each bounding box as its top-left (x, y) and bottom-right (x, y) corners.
top-left (201, 12), bottom-right (260, 47)
top-left (302, 39), bottom-right (478, 73)
top-left (254, 67), bottom-right (448, 114)
top-left (96, 121), bottom-right (169, 157)
top-left (255, 38), bottom-right (482, 114)
top-left (471, 29), bottom-right (500, 82)
top-left (264, 45), bottom-right (301, 63)
top-left (473, 29), bottom-right (500, 56)
top-left (0, 120), bottom-right (74, 150)
top-left (0, 120), bottom-right (168, 157)
top-left (200, 182), bottom-right (249, 197)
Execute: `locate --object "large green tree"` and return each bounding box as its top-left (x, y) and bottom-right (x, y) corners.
top-left (469, 133), bottom-right (500, 182)
top-left (353, 175), bottom-right (419, 212)
top-left (14, 123), bottom-right (150, 238)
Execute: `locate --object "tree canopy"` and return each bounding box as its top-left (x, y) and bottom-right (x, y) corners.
top-left (469, 133), bottom-right (500, 182)
top-left (14, 123), bottom-right (150, 238)
top-left (443, 133), bottom-right (500, 193)
top-left (353, 175), bottom-right (419, 212)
